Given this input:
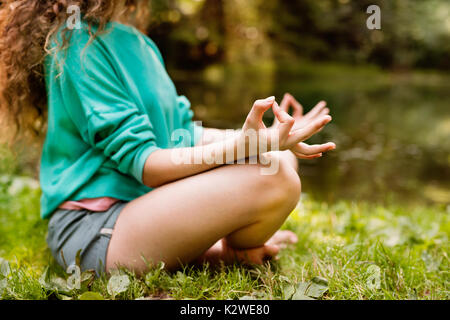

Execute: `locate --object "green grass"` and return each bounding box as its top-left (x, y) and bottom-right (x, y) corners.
top-left (0, 178), bottom-right (448, 300)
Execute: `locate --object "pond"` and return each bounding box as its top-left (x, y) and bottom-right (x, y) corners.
top-left (171, 61), bottom-right (450, 205)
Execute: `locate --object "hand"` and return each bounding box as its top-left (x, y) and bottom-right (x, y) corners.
top-left (241, 96), bottom-right (335, 159)
top-left (272, 93), bottom-right (330, 132)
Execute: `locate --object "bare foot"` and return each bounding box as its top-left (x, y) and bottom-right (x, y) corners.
top-left (196, 230), bottom-right (298, 266)
top-left (266, 230), bottom-right (298, 249)
top-left (220, 240), bottom-right (280, 265)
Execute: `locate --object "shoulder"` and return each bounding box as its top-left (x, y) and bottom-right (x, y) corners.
top-left (45, 21), bottom-right (166, 81)
top-left (48, 21), bottom-right (163, 64)
top-left (48, 21), bottom-right (149, 58)
top-left (107, 22), bottom-right (165, 64)
top-left (45, 22), bottom-right (127, 73)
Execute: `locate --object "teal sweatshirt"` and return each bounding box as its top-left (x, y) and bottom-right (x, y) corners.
top-left (40, 22), bottom-right (203, 219)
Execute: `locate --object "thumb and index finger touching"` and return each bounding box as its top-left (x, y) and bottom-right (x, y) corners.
top-left (246, 95), bottom-right (334, 149)
top-left (245, 96), bottom-right (277, 129)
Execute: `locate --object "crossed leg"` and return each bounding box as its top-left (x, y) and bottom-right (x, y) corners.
top-left (106, 151), bottom-right (301, 274)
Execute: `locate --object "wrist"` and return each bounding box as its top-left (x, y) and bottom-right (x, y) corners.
top-left (235, 130), bottom-right (255, 161)
top-left (235, 129), bottom-right (278, 160)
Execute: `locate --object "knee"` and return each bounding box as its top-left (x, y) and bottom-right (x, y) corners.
top-left (256, 155), bottom-right (301, 210)
top-left (272, 156), bottom-right (301, 207)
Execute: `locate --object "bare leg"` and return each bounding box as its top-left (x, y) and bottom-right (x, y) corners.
top-left (194, 151), bottom-right (300, 266)
top-left (106, 153), bottom-right (301, 274)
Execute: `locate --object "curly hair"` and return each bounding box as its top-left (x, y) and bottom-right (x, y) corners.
top-left (0, 0), bottom-right (150, 138)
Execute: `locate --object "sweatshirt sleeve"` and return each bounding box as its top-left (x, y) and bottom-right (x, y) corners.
top-left (176, 95), bottom-right (204, 146)
top-left (53, 32), bottom-right (160, 184)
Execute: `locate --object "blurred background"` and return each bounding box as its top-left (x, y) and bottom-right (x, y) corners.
top-left (2, 0), bottom-right (450, 206)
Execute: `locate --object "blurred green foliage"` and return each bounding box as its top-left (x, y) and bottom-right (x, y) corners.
top-left (1, 0), bottom-right (449, 205)
top-left (147, 0), bottom-right (450, 70)
top-left (0, 183), bottom-right (448, 300)
top-left (143, 0), bottom-right (450, 205)
top-left (0, 0), bottom-right (448, 300)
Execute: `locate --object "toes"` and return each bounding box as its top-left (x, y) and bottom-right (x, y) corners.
top-left (288, 232), bottom-right (298, 243)
top-left (281, 230), bottom-right (298, 244)
top-left (264, 244), bottom-right (280, 258)
top-left (269, 230), bottom-right (299, 246)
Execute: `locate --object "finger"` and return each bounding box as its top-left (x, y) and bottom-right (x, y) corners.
top-left (273, 96), bottom-right (285, 126)
top-left (280, 94), bottom-right (290, 112)
top-left (245, 96), bottom-right (275, 129)
top-left (306, 107), bottom-right (330, 123)
top-left (281, 93), bottom-right (304, 119)
top-left (287, 115), bottom-right (332, 145)
top-left (294, 107), bottom-right (329, 130)
top-left (319, 107), bottom-right (330, 117)
top-left (292, 152), bottom-right (323, 160)
top-left (273, 101), bottom-right (295, 139)
top-left (274, 94), bottom-right (290, 127)
top-left (273, 101), bottom-right (293, 122)
top-left (291, 142), bottom-right (336, 155)
top-left (287, 94), bottom-right (304, 118)
top-left (303, 101), bottom-right (327, 121)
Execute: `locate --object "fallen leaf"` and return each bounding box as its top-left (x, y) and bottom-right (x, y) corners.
top-left (289, 277), bottom-right (329, 300)
top-left (366, 265), bottom-right (381, 290)
top-left (307, 277), bottom-right (329, 298)
top-left (107, 274), bottom-right (130, 296)
top-left (292, 291), bottom-right (315, 300)
top-left (282, 284), bottom-right (296, 300)
top-left (39, 266), bottom-right (71, 294)
top-left (292, 282), bottom-right (315, 300)
top-left (80, 270), bottom-right (96, 288)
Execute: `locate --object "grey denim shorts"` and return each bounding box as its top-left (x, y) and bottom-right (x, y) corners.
top-left (46, 201), bottom-right (127, 276)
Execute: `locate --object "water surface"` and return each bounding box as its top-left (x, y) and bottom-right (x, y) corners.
top-left (171, 62), bottom-right (450, 205)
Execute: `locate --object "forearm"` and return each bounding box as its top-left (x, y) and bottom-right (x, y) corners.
top-left (142, 98), bottom-right (330, 188)
top-left (200, 128), bottom-right (298, 170)
top-left (196, 128), bottom-right (241, 146)
top-left (142, 137), bottom-right (240, 188)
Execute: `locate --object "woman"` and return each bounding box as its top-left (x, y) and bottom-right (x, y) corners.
top-left (0, 1), bottom-right (335, 276)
